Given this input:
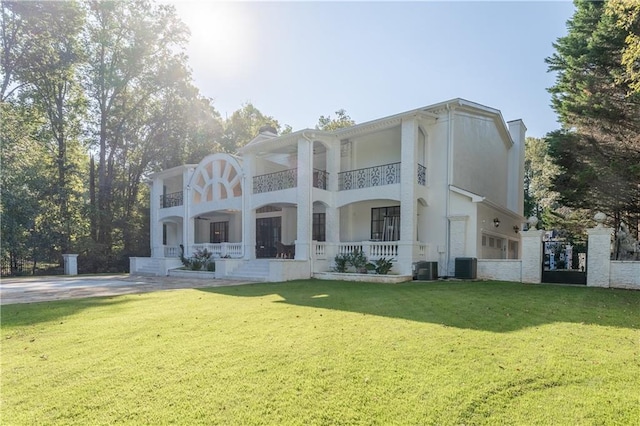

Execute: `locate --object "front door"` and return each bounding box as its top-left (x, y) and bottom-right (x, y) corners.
top-left (256, 217), bottom-right (281, 258)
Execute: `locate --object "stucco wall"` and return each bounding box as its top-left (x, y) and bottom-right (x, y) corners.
top-left (452, 113), bottom-right (509, 207)
top-left (609, 261), bottom-right (640, 289)
top-left (340, 199), bottom-right (400, 242)
top-left (347, 126), bottom-right (401, 171)
top-left (477, 259), bottom-right (522, 282)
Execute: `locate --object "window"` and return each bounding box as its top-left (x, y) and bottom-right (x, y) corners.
top-left (313, 213), bottom-right (326, 242)
top-left (371, 206), bottom-right (400, 241)
top-left (210, 221), bottom-right (229, 243)
top-left (162, 224), bottom-right (167, 245)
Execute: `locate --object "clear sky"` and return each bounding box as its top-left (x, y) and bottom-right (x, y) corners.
top-left (169, 1), bottom-right (576, 138)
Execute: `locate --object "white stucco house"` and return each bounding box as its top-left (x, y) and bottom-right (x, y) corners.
top-left (131, 98), bottom-right (527, 281)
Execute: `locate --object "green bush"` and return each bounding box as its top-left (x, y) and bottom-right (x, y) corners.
top-left (367, 257), bottom-right (394, 275)
top-left (348, 249), bottom-right (368, 273)
top-left (333, 254), bottom-right (349, 273)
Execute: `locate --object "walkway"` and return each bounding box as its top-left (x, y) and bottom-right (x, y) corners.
top-left (0, 274), bottom-right (256, 305)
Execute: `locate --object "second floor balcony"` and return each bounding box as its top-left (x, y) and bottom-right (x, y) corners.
top-left (253, 168), bottom-right (329, 194)
top-left (160, 191), bottom-right (183, 208)
top-left (339, 162), bottom-right (401, 191)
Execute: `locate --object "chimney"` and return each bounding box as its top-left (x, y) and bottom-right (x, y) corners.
top-left (258, 124), bottom-right (278, 136)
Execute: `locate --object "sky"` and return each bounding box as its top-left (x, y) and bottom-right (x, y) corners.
top-left (168, 1), bottom-right (576, 138)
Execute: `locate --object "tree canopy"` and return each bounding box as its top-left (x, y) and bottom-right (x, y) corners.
top-left (546, 0), bottom-right (640, 235)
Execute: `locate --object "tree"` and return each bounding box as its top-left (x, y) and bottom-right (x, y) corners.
top-left (83, 0), bottom-right (192, 261)
top-left (1, 0), bottom-right (87, 256)
top-left (316, 109), bottom-right (355, 131)
top-left (524, 137), bottom-right (559, 219)
top-left (607, 0), bottom-right (640, 94)
top-left (219, 102), bottom-right (284, 153)
top-left (546, 0), bottom-right (640, 236)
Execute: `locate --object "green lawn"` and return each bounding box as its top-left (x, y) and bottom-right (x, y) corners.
top-left (2, 280), bottom-right (639, 425)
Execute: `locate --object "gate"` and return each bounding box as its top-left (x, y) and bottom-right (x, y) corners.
top-left (541, 240), bottom-right (587, 285)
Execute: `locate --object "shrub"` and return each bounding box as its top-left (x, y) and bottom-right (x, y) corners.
top-left (333, 254), bottom-right (349, 273)
top-left (368, 257), bottom-right (394, 275)
top-left (348, 249), bottom-right (368, 273)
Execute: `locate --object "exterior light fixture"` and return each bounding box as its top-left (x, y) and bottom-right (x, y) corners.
top-left (513, 225), bottom-right (520, 233)
top-left (493, 217), bottom-right (500, 228)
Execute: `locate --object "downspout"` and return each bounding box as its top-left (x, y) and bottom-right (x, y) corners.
top-left (241, 171), bottom-right (246, 258)
top-left (445, 104), bottom-right (453, 276)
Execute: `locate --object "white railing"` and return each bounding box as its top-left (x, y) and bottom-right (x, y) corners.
top-left (191, 243), bottom-right (243, 258)
top-left (313, 241), bottom-right (327, 260)
top-left (368, 242), bottom-right (398, 258)
top-left (164, 246), bottom-right (180, 257)
top-left (337, 242), bottom-right (398, 260)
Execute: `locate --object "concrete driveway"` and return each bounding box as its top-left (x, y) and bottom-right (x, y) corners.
top-left (0, 274), bottom-right (255, 305)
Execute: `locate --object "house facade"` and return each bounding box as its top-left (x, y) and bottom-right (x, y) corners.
top-left (132, 98), bottom-right (526, 281)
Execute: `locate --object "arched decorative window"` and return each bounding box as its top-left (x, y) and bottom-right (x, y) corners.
top-left (190, 154), bottom-right (243, 204)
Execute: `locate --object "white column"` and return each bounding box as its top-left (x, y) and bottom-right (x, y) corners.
top-left (296, 137), bottom-right (312, 260)
top-left (398, 118), bottom-right (418, 275)
top-left (150, 178), bottom-right (163, 257)
top-left (448, 215), bottom-right (468, 276)
top-left (520, 229), bottom-right (544, 283)
top-left (62, 254), bottom-right (78, 275)
top-left (242, 154), bottom-right (256, 259)
top-left (587, 226), bottom-right (613, 288)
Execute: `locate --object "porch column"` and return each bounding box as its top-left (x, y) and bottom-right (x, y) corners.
top-left (398, 118), bottom-right (419, 275)
top-left (587, 216), bottom-right (613, 288)
top-left (150, 178), bottom-right (163, 258)
top-left (295, 137), bottom-right (312, 260)
top-left (448, 215), bottom-right (469, 276)
top-left (243, 153), bottom-right (256, 259)
top-left (325, 139), bottom-right (341, 263)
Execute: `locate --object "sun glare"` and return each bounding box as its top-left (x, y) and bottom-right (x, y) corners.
top-left (176, 2), bottom-right (253, 77)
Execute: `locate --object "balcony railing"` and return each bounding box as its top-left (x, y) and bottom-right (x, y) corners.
top-left (160, 191), bottom-right (183, 208)
top-left (417, 163), bottom-right (426, 186)
top-left (313, 169), bottom-right (328, 190)
top-left (191, 243), bottom-right (243, 258)
top-left (338, 162), bottom-right (401, 191)
top-left (253, 168), bottom-right (297, 194)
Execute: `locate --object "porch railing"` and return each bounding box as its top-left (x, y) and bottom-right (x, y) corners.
top-left (313, 169), bottom-right (328, 190)
top-left (160, 191), bottom-right (183, 208)
top-left (338, 162), bottom-right (401, 191)
top-left (417, 163), bottom-right (426, 186)
top-left (253, 168), bottom-right (297, 194)
top-left (337, 241), bottom-right (399, 260)
top-left (164, 245), bottom-right (181, 257)
top-left (314, 241), bottom-right (429, 263)
top-left (191, 242), bottom-right (243, 258)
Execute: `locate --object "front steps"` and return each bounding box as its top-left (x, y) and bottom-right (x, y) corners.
top-left (226, 259), bottom-right (270, 281)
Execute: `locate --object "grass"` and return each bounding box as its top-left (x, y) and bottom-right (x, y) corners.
top-left (1, 280), bottom-right (639, 425)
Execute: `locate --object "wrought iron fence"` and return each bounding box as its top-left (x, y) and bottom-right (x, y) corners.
top-left (338, 162), bottom-right (401, 191)
top-left (313, 169), bottom-right (328, 189)
top-left (417, 163), bottom-right (426, 186)
top-left (160, 191), bottom-right (183, 208)
top-left (253, 168), bottom-right (297, 193)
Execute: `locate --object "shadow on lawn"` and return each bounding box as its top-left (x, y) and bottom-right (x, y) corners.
top-left (0, 297), bottom-right (132, 328)
top-left (200, 280), bottom-right (640, 332)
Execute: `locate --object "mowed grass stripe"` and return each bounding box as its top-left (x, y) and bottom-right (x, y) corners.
top-left (2, 280), bottom-right (638, 425)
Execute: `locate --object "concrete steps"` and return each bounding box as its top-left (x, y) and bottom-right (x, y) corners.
top-left (133, 258), bottom-right (161, 276)
top-left (227, 260), bottom-right (270, 281)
